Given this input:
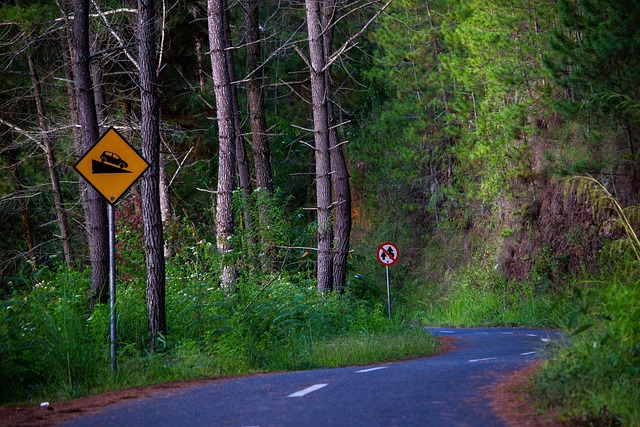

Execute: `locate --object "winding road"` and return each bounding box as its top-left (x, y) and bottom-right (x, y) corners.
top-left (63, 328), bottom-right (561, 427)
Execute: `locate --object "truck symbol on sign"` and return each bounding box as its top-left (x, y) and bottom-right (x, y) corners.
top-left (100, 151), bottom-right (128, 169)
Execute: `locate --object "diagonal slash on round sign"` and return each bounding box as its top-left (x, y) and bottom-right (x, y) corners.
top-left (377, 242), bottom-right (399, 266)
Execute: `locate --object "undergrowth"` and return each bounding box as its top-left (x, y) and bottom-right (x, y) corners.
top-left (411, 174), bottom-right (640, 425)
top-left (413, 265), bottom-right (571, 328)
top-left (530, 251), bottom-right (640, 426)
top-left (0, 247), bottom-right (438, 405)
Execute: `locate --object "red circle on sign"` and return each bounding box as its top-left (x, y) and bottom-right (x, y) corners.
top-left (377, 242), bottom-right (399, 266)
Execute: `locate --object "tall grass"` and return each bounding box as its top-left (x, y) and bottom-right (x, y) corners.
top-left (0, 251), bottom-right (439, 404)
top-left (416, 266), bottom-right (571, 328)
top-left (0, 269), bottom-right (110, 402)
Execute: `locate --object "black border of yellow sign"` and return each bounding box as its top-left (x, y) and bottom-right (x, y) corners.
top-left (74, 127), bottom-right (149, 206)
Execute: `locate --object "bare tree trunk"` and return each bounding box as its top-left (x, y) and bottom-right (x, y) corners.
top-left (90, 34), bottom-right (107, 131)
top-left (244, 0), bottom-right (273, 194)
top-left (225, 13), bottom-right (255, 255)
top-left (27, 56), bottom-right (73, 267)
top-left (329, 106), bottom-right (351, 292)
top-left (321, 1), bottom-right (351, 292)
top-left (138, 0), bottom-right (167, 351)
top-left (73, 0), bottom-right (109, 308)
top-left (159, 148), bottom-right (174, 259)
top-left (62, 23), bottom-right (90, 263)
top-left (306, 0), bottom-right (333, 293)
top-left (244, 0), bottom-right (277, 270)
top-left (208, 0), bottom-right (237, 289)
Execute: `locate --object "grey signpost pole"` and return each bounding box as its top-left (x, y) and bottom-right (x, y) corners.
top-left (386, 266), bottom-right (391, 320)
top-left (377, 242), bottom-right (399, 321)
top-left (108, 204), bottom-right (117, 374)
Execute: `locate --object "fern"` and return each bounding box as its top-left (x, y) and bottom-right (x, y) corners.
top-left (563, 174), bottom-right (640, 263)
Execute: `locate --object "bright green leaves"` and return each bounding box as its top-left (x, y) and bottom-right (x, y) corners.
top-left (440, 0), bottom-right (555, 200)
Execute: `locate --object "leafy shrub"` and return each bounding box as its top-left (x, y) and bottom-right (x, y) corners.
top-left (0, 268), bottom-right (110, 403)
top-left (0, 191), bottom-right (441, 404)
top-left (533, 266), bottom-right (640, 425)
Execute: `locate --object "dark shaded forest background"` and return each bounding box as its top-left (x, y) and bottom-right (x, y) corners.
top-left (3, 0), bottom-right (637, 299)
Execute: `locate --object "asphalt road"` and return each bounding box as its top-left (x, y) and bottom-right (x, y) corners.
top-left (64, 328), bottom-right (561, 427)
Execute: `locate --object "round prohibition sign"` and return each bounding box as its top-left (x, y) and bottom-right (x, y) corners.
top-left (377, 242), bottom-right (399, 266)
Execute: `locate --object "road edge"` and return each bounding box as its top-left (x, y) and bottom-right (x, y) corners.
top-left (490, 360), bottom-right (570, 427)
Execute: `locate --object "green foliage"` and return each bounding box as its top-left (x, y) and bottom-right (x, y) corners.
top-left (441, 0), bottom-right (555, 201)
top-left (0, 1), bottom-right (58, 28)
top-left (419, 265), bottom-right (567, 328)
top-left (533, 270), bottom-right (640, 425)
top-left (0, 209), bottom-right (440, 404)
top-left (530, 179), bottom-right (640, 425)
top-left (548, 0), bottom-right (640, 117)
top-left (0, 268), bottom-right (110, 403)
top-left (565, 174), bottom-right (640, 262)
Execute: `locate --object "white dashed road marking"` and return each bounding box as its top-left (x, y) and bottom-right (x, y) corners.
top-left (520, 351), bottom-right (537, 356)
top-left (468, 357), bottom-right (497, 363)
top-left (356, 367), bottom-right (388, 373)
top-left (288, 384), bottom-right (328, 397)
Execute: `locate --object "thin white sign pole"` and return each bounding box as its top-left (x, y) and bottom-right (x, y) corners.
top-left (386, 265), bottom-right (391, 320)
top-left (108, 204), bottom-right (117, 374)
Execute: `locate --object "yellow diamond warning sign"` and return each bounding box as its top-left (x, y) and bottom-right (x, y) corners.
top-left (74, 127), bottom-right (149, 205)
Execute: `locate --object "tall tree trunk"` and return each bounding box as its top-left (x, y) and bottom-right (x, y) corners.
top-left (27, 56), bottom-right (73, 267)
top-left (244, 0), bottom-right (277, 270)
top-left (138, 0), bottom-right (167, 351)
top-left (90, 34), bottom-right (107, 132)
top-left (61, 24), bottom-right (83, 173)
top-left (305, 0), bottom-right (333, 293)
top-left (329, 105), bottom-right (351, 292)
top-left (225, 12), bottom-right (255, 255)
top-left (244, 0), bottom-right (273, 194)
top-left (208, 0), bottom-right (237, 289)
top-left (62, 22), bottom-right (89, 257)
top-left (321, 2), bottom-right (351, 292)
top-left (72, 0), bottom-right (109, 308)
top-left (159, 149), bottom-right (173, 259)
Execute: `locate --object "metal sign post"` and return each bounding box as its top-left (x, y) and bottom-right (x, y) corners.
top-left (376, 242), bottom-right (399, 320)
top-left (385, 266), bottom-right (391, 320)
top-left (74, 128), bottom-right (149, 374)
top-left (108, 204), bottom-right (117, 374)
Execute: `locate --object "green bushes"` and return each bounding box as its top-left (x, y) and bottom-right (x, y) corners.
top-left (0, 248), bottom-right (438, 404)
top-left (529, 176), bottom-right (640, 425)
top-left (532, 263), bottom-right (640, 425)
top-left (0, 268), bottom-right (110, 403)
